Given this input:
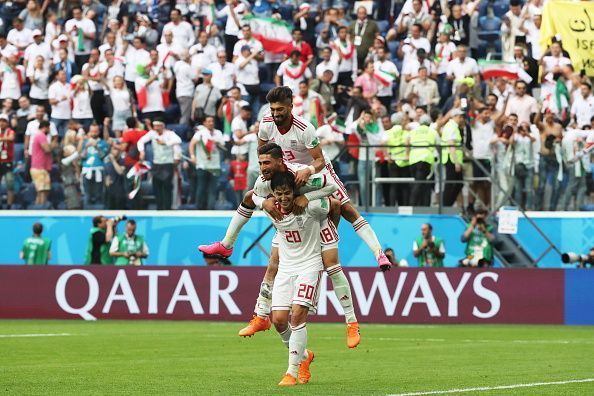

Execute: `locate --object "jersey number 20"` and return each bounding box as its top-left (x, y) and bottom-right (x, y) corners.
top-left (285, 230), bottom-right (302, 243)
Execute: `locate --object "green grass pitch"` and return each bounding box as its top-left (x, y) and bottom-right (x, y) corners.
top-left (1, 320), bottom-right (593, 395)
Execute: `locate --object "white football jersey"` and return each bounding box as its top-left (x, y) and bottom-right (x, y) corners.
top-left (266, 198), bottom-right (329, 275)
top-left (258, 114), bottom-right (329, 165)
top-left (253, 161), bottom-right (329, 200)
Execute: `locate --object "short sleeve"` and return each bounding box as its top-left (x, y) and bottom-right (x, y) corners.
top-left (253, 176), bottom-right (271, 199)
top-left (303, 124), bottom-right (320, 149)
top-left (257, 120), bottom-right (270, 141)
top-left (307, 197), bottom-right (330, 220)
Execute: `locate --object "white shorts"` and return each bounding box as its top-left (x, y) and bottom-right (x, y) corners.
top-left (321, 162), bottom-right (350, 205)
top-left (271, 217), bottom-right (339, 252)
top-left (271, 270), bottom-right (323, 314)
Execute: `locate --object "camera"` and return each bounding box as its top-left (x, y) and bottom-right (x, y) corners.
top-left (459, 257), bottom-right (489, 267)
top-left (111, 215), bottom-right (128, 223)
top-left (561, 250), bottom-right (594, 267)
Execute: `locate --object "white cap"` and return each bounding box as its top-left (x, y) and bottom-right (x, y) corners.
top-left (58, 34), bottom-right (68, 42)
top-left (451, 109), bottom-right (465, 117)
top-left (0, 114), bottom-right (9, 121)
top-left (32, 29), bottom-right (42, 37)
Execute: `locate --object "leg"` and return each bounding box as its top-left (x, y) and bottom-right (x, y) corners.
top-left (340, 201), bottom-right (390, 270)
top-left (206, 170), bottom-right (218, 209)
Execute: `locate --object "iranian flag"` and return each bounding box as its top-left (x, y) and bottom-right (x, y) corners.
top-left (479, 60), bottom-right (533, 84)
top-left (244, 15), bottom-right (293, 54)
top-left (374, 68), bottom-right (398, 87)
top-left (309, 97), bottom-right (323, 128)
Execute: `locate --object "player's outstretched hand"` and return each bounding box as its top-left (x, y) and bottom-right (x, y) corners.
top-left (262, 197), bottom-right (283, 222)
top-left (293, 195), bottom-right (309, 215)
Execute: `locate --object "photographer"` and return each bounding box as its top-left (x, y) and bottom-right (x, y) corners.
top-left (110, 219), bottom-right (148, 266)
top-left (460, 204), bottom-right (495, 267)
top-left (413, 223), bottom-right (445, 267)
top-left (84, 215), bottom-right (117, 265)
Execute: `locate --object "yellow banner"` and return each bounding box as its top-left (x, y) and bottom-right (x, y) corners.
top-left (540, 0), bottom-right (594, 76)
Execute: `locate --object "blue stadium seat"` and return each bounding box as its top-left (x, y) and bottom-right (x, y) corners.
top-left (85, 203), bottom-right (105, 210)
top-left (377, 20), bottom-right (390, 35)
top-left (259, 65), bottom-right (271, 84)
top-left (479, 15), bottom-right (502, 31)
top-left (28, 202), bottom-right (51, 210)
top-left (49, 183), bottom-right (65, 209)
top-left (167, 124), bottom-right (190, 141)
top-left (478, 16), bottom-right (503, 57)
top-left (19, 183), bottom-right (36, 208)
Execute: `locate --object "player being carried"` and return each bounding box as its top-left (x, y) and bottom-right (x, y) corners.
top-left (265, 171), bottom-right (330, 386)
top-left (234, 142), bottom-right (360, 347)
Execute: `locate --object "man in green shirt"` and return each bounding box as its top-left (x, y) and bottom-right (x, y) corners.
top-left (413, 223), bottom-right (445, 267)
top-left (460, 205), bottom-right (495, 267)
top-left (20, 223), bottom-right (51, 265)
top-left (109, 219), bottom-right (149, 265)
top-left (85, 216), bottom-right (115, 265)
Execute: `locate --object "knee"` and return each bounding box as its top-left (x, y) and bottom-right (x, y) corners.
top-left (341, 203), bottom-right (359, 222)
top-left (272, 313), bottom-right (288, 332)
top-left (289, 308), bottom-right (308, 327)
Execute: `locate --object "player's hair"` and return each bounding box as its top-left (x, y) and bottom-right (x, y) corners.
top-left (258, 142), bottom-right (283, 159)
top-left (266, 86), bottom-right (293, 105)
top-left (92, 216), bottom-right (104, 227)
top-left (270, 171), bottom-right (296, 192)
top-left (126, 117), bottom-right (137, 128)
top-left (33, 222), bottom-right (43, 235)
top-left (127, 219), bottom-right (136, 226)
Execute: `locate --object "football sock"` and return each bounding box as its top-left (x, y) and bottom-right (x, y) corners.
top-left (287, 323), bottom-right (307, 378)
top-left (279, 326), bottom-right (309, 361)
top-left (326, 264), bottom-right (357, 323)
top-left (352, 217), bottom-right (382, 259)
top-left (221, 204), bottom-right (253, 248)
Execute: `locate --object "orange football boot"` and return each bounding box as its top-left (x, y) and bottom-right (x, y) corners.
top-left (347, 322), bottom-right (361, 348)
top-left (238, 315), bottom-right (271, 337)
top-left (298, 349), bottom-right (315, 384)
top-left (278, 374), bottom-right (298, 386)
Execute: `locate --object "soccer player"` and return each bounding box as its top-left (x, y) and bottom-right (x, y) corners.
top-left (201, 86), bottom-right (390, 272)
top-left (237, 143), bottom-right (360, 348)
top-left (266, 171), bottom-right (328, 386)
top-left (20, 223), bottom-right (51, 265)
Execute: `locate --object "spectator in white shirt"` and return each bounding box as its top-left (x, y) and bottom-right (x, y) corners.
top-left (44, 11), bottom-right (62, 46)
top-left (81, 48), bottom-right (105, 125)
top-left (213, 0), bottom-right (247, 61)
top-left (108, 76), bottom-right (134, 137)
top-left (374, 47), bottom-right (398, 111)
top-left (446, 45), bottom-right (479, 94)
top-left (571, 82), bottom-right (594, 128)
top-left (98, 48), bottom-right (125, 96)
top-left (0, 54), bottom-right (25, 102)
top-left (137, 119), bottom-right (182, 210)
top-left (234, 45), bottom-right (260, 115)
top-left (71, 75), bottom-right (94, 132)
top-left (27, 55), bottom-right (50, 111)
top-left (156, 30), bottom-right (183, 70)
top-left (173, 50), bottom-right (197, 126)
top-left (232, 25), bottom-right (264, 62)
top-left (230, 105), bottom-right (252, 157)
top-left (161, 9), bottom-right (195, 49)
top-left (7, 17), bottom-right (33, 53)
top-left (123, 36), bottom-right (151, 100)
top-left (189, 116), bottom-right (226, 209)
top-left (190, 31), bottom-right (218, 78)
top-left (434, 29), bottom-right (457, 106)
top-left (505, 81), bottom-right (538, 124)
top-left (24, 106), bottom-right (58, 158)
top-left (276, 50), bottom-right (312, 94)
top-left (0, 34), bottom-right (18, 60)
top-left (48, 70), bottom-right (72, 137)
top-left (316, 47), bottom-right (338, 85)
top-left (208, 50), bottom-right (237, 93)
top-left (65, 6), bottom-right (97, 67)
top-left (23, 29), bottom-right (51, 74)
top-left (540, 42), bottom-right (571, 78)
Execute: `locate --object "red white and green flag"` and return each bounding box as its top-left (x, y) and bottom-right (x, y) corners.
top-left (223, 100), bottom-right (233, 135)
top-left (309, 97), bottom-right (323, 129)
top-left (478, 60), bottom-right (533, 84)
top-left (244, 15), bottom-right (293, 54)
top-left (374, 68), bottom-right (398, 87)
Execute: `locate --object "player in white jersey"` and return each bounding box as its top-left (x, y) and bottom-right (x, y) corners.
top-left (226, 143), bottom-right (360, 348)
top-left (257, 87), bottom-right (390, 270)
top-left (266, 171), bottom-right (326, 386)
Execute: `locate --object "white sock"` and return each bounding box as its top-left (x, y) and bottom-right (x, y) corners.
top-left (279, 326), bottom-right (291, 348)
top-left (352, 217), bottom-right (382, 259)
top-left (287, 323), bottom-right (307, 377)
top-left (326, 265), bottom-right (357, 323)
top-left (221, 204), bottom-right (254, 248)
top-left (279, 326), bottom-right (309, 361)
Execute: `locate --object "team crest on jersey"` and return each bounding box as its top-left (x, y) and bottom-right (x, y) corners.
top-left (310, 177), bottom-right (322, 187)
top-left (311, 137), bottom-right (320, 147)
top-left (290, 140), bottom-right (298, 149)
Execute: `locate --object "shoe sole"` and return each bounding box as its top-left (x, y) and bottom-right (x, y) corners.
top-left (238, 327), bottom-right (271, 337)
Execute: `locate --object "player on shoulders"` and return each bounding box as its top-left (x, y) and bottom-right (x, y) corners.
top-left (200, 86), bottom-right (390, 266)
top-left (265, 171), bottom-right (327, 386)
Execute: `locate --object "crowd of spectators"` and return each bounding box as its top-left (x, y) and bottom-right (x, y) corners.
top-left (0, 0), bottom-right (592, 211)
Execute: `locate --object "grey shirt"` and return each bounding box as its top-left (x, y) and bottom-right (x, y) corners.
top-left (193, 82), bottom-right (222, 117)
